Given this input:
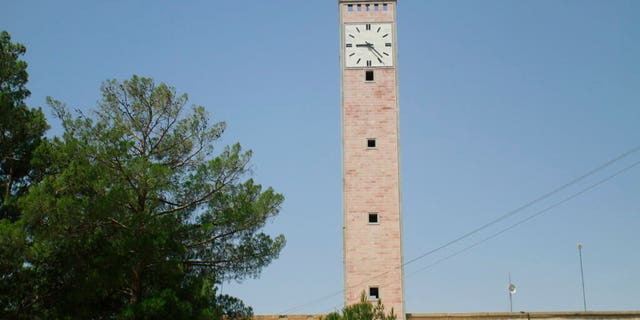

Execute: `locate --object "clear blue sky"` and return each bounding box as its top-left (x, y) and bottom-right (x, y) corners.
top-left (3, 0), bottom-right (639, 315)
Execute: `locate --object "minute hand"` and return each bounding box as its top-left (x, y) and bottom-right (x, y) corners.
top-left (368, 45), bottom-right (384, 60)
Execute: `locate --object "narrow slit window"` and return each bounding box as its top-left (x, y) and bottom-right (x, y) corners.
top-left (367, 139), bottom-right (376, 148)
top-left (368, 213), bottom-right (379, 224)
top-left (366, 4), bottom-right (370, 11)
top-left (347, 4), bottom-right (353, 12)
top-left (365, 70), bottom-right (374, 81)
top-left (369, 287), bottom-right (380, 300)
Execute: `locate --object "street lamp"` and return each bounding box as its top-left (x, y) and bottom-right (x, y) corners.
top-left (508, 273), bottom-right (516, 312)
top-left (578, 242), bottom-right (587, 311)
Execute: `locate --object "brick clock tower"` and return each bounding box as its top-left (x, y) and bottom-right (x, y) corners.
top-left (339, 0), bottom-right (405, 318)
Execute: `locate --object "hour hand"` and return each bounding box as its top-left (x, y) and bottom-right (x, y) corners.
top-left (356, 43), bottom-right (370, 47)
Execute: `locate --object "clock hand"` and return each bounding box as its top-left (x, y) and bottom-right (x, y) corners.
top-left (356, 43), bottom-right (370, 47)
top-left (364, 45), bottom-right (384, 61)
top-left (369, 46), bottom-right (384, 60)
top-left (363, 41), bottom-right (384, 60)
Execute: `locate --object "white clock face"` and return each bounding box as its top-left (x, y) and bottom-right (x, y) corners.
top-left (344, 23), bottom-right (394, 68)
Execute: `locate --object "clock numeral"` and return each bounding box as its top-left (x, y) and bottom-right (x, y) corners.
top-left (383, 52), bottom-right (389, 56)
top-left (366, 24), bottom-right (371, 30)
top-left (346, 44), bottom-right (353, 48)
top-left (356, 27), bottom-right (361, 33)
top-left (349, 53), bottom-right (356, 57)
top-left (348, 34), bottom-right (355, 38)
top-left (377, 27), bottom-right (381, 33)
top-left (385, 43), bottom-right (392, 47)
top-left (377, 57), bottom-right (383, 63)
top-left (366, 60), bottom-right (372, 67)
top-left (382, 33), bottom-right (389, 38)
top-left (356, 58), bottom-right (362, 64)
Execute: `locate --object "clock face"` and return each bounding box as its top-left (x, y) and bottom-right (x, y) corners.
top-left (344, 23), bottom-right (394, 68)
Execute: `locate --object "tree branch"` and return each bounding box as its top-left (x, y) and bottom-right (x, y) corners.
top-left (184, 224), bottom-right (254, 249)
top-left (109, 217), bottom-right (129, 230)
top-left (154, 180), bottom-right (228, 216)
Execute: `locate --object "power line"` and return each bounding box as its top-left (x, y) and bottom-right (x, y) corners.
top-left (403, 144), bottom-right (640, 267)
top-left (279, 289), bottom-right (344, 315)
top-left (406, 157), bottom-right (640, 277)
top-left (278, 145), bottom-right (640, 314)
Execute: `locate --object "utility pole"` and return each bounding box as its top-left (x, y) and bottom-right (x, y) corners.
top-left (578, 242), bottom-right (587, 311)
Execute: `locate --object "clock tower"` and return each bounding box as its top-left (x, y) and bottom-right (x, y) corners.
top-left (339, 0), bottom-right (404, 318)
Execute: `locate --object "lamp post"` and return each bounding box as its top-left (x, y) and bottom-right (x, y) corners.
top-left (578, 242), bottom-right (587, 311)
top-left (508, 273), bottom-right (516, 312)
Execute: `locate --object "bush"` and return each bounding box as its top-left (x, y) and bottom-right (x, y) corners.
top-left (324, 292), bottom-right (396, 320)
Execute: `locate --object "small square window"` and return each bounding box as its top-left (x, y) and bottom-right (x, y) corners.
top-left (357, 4), bottom-right (362, 11)
top-left (383, 4), bottom-right (388, 11)
top-left (367, 139), bottom-right (376, 148)
top-left (347, 4), bottom-right (353, 12)
top-left (374, 4), bottom-right (379, 11)
top-left (365, 70), bottom-right (374, 81)
top-left (369, 287), bottom-right (380, 300)
top-left (366, 4), bottom-right (370, 11)
top-left (368, 213), bottom-right (379, 224)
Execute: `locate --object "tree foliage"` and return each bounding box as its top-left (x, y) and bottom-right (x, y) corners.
top-left (4, 75), bottom-right (285, 318)
top-left (324, 293), bottom-right (397, 320)
top-left (0, 30), bottom-right (49, 317)
top-left (0, 30), bottom-right (49, 221)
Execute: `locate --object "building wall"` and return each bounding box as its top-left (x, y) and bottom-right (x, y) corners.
top-left (342, 66), bottom-right (403, 313)
top-left (255, 311), bottom-right (640, 320)
top-left (407, 312), bottom-right (640, 320)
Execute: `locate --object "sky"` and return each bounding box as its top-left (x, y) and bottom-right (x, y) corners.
top-left (2, 0), bottom-right (639, 315)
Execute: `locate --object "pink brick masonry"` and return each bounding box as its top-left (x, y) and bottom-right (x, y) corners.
top-left (340, 1), bottom-right (405, 318)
